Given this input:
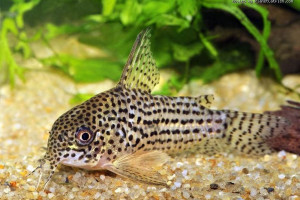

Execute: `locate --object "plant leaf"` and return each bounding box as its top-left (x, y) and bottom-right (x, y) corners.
top-left (142, 0), bottom-right (175, 18)
top-left (69, 93), bottom-right (94, 104)
top-left (201, 1), bottom-right (282, 80)
top-left (102, 0), bottom-right (117, 16)
top-left (177, 0), bottom-right (197, 20)
top-left (120, 0), bottom-right (141, 25)
top-left (172, 42), bottom-right (203, 62)
top-left (42, 55), bottom-right (123, 82)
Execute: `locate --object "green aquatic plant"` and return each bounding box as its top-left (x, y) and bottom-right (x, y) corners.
top-left (42, 55), bottom-right (123, 82)
top-left (0, 0), bottom-right (40, 87)
top-left (201, 0), bottom-right (281, 80)
top-left (41, 0), bottom-right (282, 96)
top-left (96, 0), bottom-right (281, 77)
top-left (1, 0), bottom-right (287, 96)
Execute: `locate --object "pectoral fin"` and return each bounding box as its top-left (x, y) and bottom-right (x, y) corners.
top-left (104, 151), bottom-right (170, 185)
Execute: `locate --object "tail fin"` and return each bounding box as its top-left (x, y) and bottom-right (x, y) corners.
top-left (222, 110), bottom-right (289, 155)
top-left (264, 100), bottom-right (300, 155)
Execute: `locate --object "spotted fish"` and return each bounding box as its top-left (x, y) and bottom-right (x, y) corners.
top-left (32, 28), bottom-right (289, 189)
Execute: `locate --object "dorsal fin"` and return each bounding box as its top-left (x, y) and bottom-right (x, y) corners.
top-left (118, 28), bottom-right (160, 93)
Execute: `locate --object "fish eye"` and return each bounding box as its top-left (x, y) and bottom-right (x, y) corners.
top-left (81, 132), bottom-right (90, 141)
top-left (75, 127), bottom-right (94, 146)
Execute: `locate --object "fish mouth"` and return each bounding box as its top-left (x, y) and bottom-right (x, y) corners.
top-left (60, 157), bottom-right (102, 170)
top-left (60, 159), bottom-right (91, 168)
top-left (60, 154), bottom-right (109, 171)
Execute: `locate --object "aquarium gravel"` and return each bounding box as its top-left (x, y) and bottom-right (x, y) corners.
top-left (0, 70), bottom-right (299, 200)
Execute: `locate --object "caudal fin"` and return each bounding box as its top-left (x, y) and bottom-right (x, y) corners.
top-left (264, 100), bottom-right (300, 155)
top-left (223, 110), bottom-right (289, 155)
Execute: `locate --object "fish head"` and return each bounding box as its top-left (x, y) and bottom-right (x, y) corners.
top-left (38, 92), bottom-right (116, 188)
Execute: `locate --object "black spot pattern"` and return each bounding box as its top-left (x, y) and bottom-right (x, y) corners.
top-left (106, 87), bottom-right (228, 155)
top-left (43, 28), bottom-right (288, 186)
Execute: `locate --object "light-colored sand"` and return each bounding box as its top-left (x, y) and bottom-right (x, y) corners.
top-left (0, 68), bottom-right (299, 200)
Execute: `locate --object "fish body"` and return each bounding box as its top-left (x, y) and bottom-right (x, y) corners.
top-left (36, 28), bottom-right (288, 188)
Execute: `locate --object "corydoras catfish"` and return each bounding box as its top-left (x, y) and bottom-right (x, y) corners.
top-left (31, 28), bottom-right (289, 189)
